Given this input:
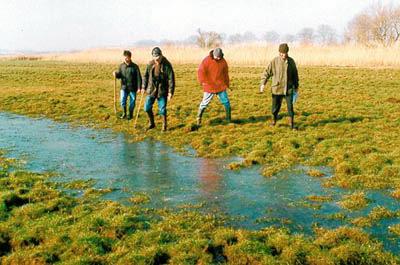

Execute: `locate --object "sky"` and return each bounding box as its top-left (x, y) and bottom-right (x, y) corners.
top-left (1, 0), bottom-right (399, 52)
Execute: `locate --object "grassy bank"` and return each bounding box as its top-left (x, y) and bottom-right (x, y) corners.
top-left (0, 153), bottom-right (398, 264)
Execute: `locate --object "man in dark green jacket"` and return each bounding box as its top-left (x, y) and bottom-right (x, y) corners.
top-left (113, 50), bottom-right (142, 119)
top-left (260, 43), bottom-right (299, 130)
top-left (142, 47), bottom-right (175, 132)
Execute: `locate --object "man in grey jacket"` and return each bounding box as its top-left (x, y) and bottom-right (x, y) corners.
top-left (260, 43), bottom-right (299, 130)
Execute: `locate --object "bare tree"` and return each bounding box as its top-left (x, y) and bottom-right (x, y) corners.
top-left (263, 31), bottom-right (280, 43)
top-left (346, 13), bottom-right (374, 45)
top-left (346, 3), bottom-right (400, 46)
top-left (196, 28), bottom-right (223, 48)
top-left (317, 24), bottom-right (337, 45)
top-left (297, 27), bottom-right (315, 45)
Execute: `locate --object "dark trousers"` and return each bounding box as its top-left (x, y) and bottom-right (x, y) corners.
top-left (272, 93), bottom-right (294, 118)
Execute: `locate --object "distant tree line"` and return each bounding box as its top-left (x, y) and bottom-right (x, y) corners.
top-left (134, 3), bottom-right (399, 48)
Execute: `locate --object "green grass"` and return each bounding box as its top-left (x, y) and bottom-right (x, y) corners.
top-left (1, 60), bottom-right (400, 263)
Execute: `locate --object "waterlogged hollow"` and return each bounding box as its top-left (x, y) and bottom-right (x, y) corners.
top-left (1, 112), bottom-right (399, 253)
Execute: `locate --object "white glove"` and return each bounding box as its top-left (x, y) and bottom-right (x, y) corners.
top-left (259, 84), bottom-right (265, 93)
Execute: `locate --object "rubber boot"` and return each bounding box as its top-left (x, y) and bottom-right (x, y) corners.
top-left (224, 106), bottom-right (231, 124)
top-left (146, 111), bottom-right (155, 130)
top-left (128, 109), bottom-right (134, 120)
top-left (161, 115), bottom-right (167, 132)
top-left (290, 116), bottom-right (296, 130)
top-left (196, 108), bottom-right (205, 126)
top-left (270, 115), bottom-right (277, 126)
top-left (120, 106), bottom-right (127, 119)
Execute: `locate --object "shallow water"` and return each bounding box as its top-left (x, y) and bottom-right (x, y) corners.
top-left (0, 112), bottom-right (399, 253)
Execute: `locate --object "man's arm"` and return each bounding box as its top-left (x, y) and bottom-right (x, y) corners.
top-left (167, 63), bottom-right (175, 97)
top-left (259, 61), bottom-right (273, 92)
top-left (142, 64), bottom-right (150, 90)
top-left (293, 60), bottom-right (299, 90)
top-left (224, 60), bottom-right (230, 89)
top-left (113, 65), bottom-right (122, 79)
top-left (135, 65), bottom-right (142, 91)
top-left (197, 58), bottom-right (207, 85)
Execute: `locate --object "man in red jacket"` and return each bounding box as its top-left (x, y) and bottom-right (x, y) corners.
top-left (197, 48), bottom-right (231, 126)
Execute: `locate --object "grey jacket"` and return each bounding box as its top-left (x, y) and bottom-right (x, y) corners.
top-left (260, 56), bottom-right (299, 95)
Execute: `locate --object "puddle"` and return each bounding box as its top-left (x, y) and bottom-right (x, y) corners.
top-left (0, 112), bottom-right (399, 253)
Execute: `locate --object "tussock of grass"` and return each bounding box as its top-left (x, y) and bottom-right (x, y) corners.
top-left (352, 206), bottom-right (399, 228)
top-left (338, 192), bottom-right (370, 210)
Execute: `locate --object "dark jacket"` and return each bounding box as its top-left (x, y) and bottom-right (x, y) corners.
top-left (143, 56), bottom-right (175, 98)
top-left (260, 56), bottom-right (299, 95)
top-left (198, 50), bottom-right (229, 93)
top-left (115, 62), bottom-right (142, 92)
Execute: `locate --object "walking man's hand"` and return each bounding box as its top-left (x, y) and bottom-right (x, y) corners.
top-left (168, 92), bottom-right (172, 101)
top-left (112, 71), bottom-right (117, 78)
top-left (259, 84), bottom-right (265, 93)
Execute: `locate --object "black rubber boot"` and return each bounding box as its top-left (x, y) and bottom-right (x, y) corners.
top-left (128, 109), bottom-right (134, 120)
top-left (161, 115), bottom-right (167, 132)
top-left (270, 115), bottom-right (277, 126)
top-left (224, 106), bottom-right (231, 123)
top-left (120, 106), bottom-right (127, 119)
top-left (146, 111), bottom-right (155, 130)
top-left (196, 108), bottom-right (205, 126)
top-left (290, 116), bottom-right (296, 130)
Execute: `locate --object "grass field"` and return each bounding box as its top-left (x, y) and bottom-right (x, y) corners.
top-left (1, 60), bottom-right (400, 263)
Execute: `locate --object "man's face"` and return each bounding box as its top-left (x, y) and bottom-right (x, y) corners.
top-left (124, 55), bottom-right (131, 64)
top-left (214, 56), bottom-right (221, 61)
top-left (279, 52), bottom-right (288, 60)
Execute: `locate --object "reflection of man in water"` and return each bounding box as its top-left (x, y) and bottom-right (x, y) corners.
top-left (198, 159), bottom-right (222, 199)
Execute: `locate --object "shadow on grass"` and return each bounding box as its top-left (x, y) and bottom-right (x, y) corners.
top-left (209, 115), bottom-right (269, 126)
top-left (309, 116), bottom-right (364, 127)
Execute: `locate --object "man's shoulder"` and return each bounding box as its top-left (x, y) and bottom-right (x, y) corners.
top-left (162, 57), bottom-right (172, 66)
top-left (270, 56), bottom-right (281, 64)
top-left (288, 57), bottom-right (296, 63)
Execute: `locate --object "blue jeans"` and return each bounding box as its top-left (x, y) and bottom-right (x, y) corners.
top-left (199, 90), bottom-right (231, 111)
top-left (144, 96), bottom-right (167, 116)
top-left (120, 90), bottom-right (136, 113)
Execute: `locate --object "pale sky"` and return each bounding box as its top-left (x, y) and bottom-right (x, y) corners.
top-left (1, 0), bottom-right (399, 52)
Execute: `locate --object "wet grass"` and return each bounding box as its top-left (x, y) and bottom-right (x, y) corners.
top-left (0, 155), bottom-right (398, 264)
top-left (1, 60), bottom-right (400, 262)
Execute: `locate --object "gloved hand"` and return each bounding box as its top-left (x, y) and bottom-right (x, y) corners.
top-left (259, 84), bottom-right (265, 93)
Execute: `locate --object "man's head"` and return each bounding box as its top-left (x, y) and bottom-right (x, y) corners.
top-left (278, 43), bottom-right (289, 60)
top-left (123, 50), bottom-right (132, 64)
top-left (213, 48), bottom-right (223, 61)
top-left (152, 47), bottom-right (162, 61)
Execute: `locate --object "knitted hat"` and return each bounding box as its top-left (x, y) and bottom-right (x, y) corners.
top-left (278, 43), bottom-right (289, 53)
top-left (152, 47), bottom-right (162, 57)
top-left (123, 50), bottom-right (132, 57)
top-left (213, 48), bottom-right (223, 58)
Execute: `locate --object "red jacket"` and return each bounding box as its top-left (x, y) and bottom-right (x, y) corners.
top-left (198, 51), bottom-right (230, 93)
